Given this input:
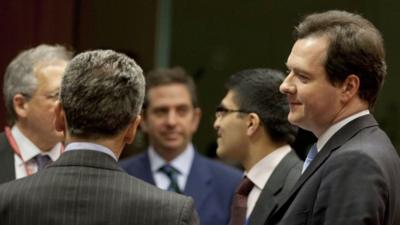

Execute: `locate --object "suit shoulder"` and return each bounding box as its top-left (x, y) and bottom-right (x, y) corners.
top-left (119, 152), bottom-right (147, 169)
top-left (196, 154), bottom-right (242, 179)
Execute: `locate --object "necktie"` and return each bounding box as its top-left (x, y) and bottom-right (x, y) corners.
top-left (302, 143), bottom-right (318, 173)
top-left (159, 164), bottom-right (182, 193)
top-left (36, 154), bottom-right (52, 171)
top-left (228, 176), bottom-right (254, 225)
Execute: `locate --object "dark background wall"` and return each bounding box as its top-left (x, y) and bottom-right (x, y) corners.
top-left (1, 0), bottom-right (399, 157)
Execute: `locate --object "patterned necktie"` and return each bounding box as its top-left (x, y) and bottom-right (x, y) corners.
top-left (36, 154), bottom-right (52, 171)
top-left (159, 164), bottom-right (182, 193)
top-left (228, 176), bottom-right (254, 225)
top-left (302, 143), bottom-right (318, 173)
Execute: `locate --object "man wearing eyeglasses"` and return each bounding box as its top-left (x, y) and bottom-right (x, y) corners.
top-left (214, 68), bottom-right (302, 225)
top-left (120, 67), bottom-right (242, 225)
top-left (0, 44), bottom-right (72, 184)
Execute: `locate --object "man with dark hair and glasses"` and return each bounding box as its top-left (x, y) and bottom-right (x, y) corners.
top-left (0, 44), bottom-right (73, 184)
top-left (214, 68), bottom-right (302, 225)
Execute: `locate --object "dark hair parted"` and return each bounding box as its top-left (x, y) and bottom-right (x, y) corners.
top-left (294, 10), bottom-right (386, 108)
top-left (60, 50), bottom-right (145, 139)
top-left (143, 67), bottom-right (198, 109)
top-left (226, 68), bottom-right (297, 144)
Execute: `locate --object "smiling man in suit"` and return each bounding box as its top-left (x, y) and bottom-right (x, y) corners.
top-left (268, 10), bottom-right (400, 225)
top-left (214, 68), bottom-right (302, 225)
top-left (120, 67), bottom-right (242, 225)
top-left (0, 50), bottom-right (198, 225)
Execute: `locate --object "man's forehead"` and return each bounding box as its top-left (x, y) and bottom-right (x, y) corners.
top-left (147, 84), bottom-right (193, 105)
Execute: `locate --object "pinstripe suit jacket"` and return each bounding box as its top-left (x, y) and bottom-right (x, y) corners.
top-left (0, 150), bottom-right (199, 225)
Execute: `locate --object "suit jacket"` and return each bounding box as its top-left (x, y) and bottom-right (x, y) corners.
top-left (267, 114), bottom-right (400, 225)
top-left (0, 150), bottom-right (199, 225)
top-left (120, 151), bottom-right (242, 225)
top-left (0, 132), bottom-right (16, 184)
top-left (248, 150), bottom-right (302, 225)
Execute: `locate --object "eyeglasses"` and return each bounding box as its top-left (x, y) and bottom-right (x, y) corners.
top-left (215, 105), bottom-right (249, 119)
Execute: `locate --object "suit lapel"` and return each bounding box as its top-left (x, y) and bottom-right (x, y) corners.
top-left (0, 132), bottom-right (16, 183)
top-left (139, 152), bottom-right (156, 184)
top-left (248, 151), bottom-right (300, 225)
top-left (269, 115), bottom-right (378, 221)
top-left (184, 153), bottom-right (212, 210)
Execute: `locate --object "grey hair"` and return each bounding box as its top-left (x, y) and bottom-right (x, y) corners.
top-left (60, 49), bottom-right (145, 139)
top-left (3, 44), bottom-right (73, 124)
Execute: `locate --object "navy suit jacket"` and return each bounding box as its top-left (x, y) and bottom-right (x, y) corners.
top-left (267, 115), bottom-right (400, 225)
top-left (0, 132), bottom-right (16, 184)
top-left (120, 151), bottom-right (242, 225)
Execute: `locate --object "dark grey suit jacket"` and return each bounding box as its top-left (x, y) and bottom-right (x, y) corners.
top-left (267, 115), bottom-right (400, 225)
top-left (248, 150), bottom-right (302, 225)
top-left (0, 150), bottom-right (199, 225)
top-left (0, 132), bottom-right (16, 184)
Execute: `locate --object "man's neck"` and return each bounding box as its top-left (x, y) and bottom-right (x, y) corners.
top-left (151, 145), bottom-right (188, 162)
top-left (66, 136), bottom-right (122, 159)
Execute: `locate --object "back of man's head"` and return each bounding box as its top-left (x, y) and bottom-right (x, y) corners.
top-left (60, 50), bottom-right (145, 139)
top-left (3, 44), bottom-right (73, 125)
top-left (226, 68), bottom-right (297, 144)
top-left (294, 10), bottom-right (386, 108)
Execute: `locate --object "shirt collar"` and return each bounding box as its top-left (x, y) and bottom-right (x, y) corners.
top-left (65, 142), bottom-right (118, 161)
top-left (245, 145), bottom-right (291, 190)
top-left (148, 143), bottom-right (195, 176)
top-left (12, 126), bottom-right (62, 162)
top-left (317, 110), bottom-right (369, 151)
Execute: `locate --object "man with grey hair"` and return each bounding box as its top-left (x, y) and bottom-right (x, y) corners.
top-left (0, 50), bottom-right (199, 225)
top-left (0, 44), bottom-right (72, 184)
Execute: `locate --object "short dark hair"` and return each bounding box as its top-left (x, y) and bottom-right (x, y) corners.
top-left (294, 10), bottom-right (386, 108)
top-left (143, 67), bottom-right (198, 109)
top-left (60, 50), bottom-right (145, 139)
top-left (226, 68), bottom-right (297, 144)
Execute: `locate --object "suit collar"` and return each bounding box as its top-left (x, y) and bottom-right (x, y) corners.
top-left (270, 114), bottom-right (378, 221)
top-left (49, 150), bottom-right (123, 172)
top-left (249, 150), bottom-right (301, 225)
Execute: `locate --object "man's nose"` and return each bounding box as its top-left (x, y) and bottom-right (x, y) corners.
top-left (280, 74), bottom-right (295, 94)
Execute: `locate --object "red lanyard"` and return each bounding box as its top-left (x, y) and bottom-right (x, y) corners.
top-left (4, 126), bottom-right (64, 176)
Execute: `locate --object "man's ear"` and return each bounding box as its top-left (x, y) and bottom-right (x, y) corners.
top-left (246, 113), bottom-right (261, 136)
top-left (340, 74), bottom-right (360, 103)
top-left (54, 101), bottom-right (66, 133)
top-left (13, 94), bottom-right (29, 119)
top-left (124, 115), bottom-right (142, 144)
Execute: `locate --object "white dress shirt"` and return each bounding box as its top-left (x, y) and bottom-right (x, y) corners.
top-left (148, 143), bottom-right (195, 191)
top-left (245, 144), bottom-right (292, 218)
top-left (12, 126), bottom-right (62, 179)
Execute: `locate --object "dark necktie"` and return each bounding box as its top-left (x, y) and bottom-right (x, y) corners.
top-left (159, 164), bottom-right (182, 193)
top-left (302, 143), bottom-right (318, 173)
top-left (36, 154), bottom-right (52, 171)
top-left (228, 176), bottom-right (254, 225)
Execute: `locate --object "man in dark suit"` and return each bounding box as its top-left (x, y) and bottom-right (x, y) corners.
top-left (267, 10), bottom-right (400, 225)
top-left (0, 50), bottom-right (199, 225)
top-left (213, 69), bottom-right (302, 225)
top-left (120, 67), bottom-right (242, 225)
top-left (0, 44), bottom-right (72, 184)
